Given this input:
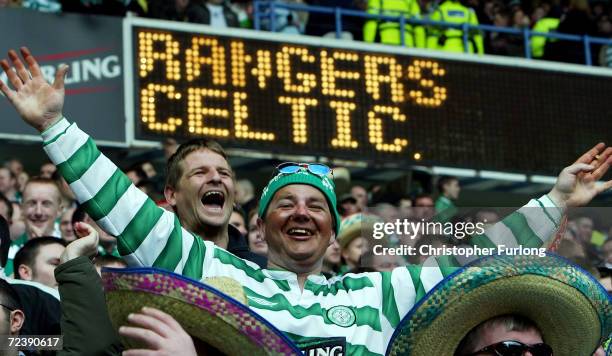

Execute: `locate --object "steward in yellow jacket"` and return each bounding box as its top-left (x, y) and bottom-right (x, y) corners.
top-left (364, 0), bottom-right (426, 47)
top-left (426, 0), bottom-right (484, 54)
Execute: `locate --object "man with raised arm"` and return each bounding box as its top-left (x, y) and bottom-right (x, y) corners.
top-left (2, 47), bottom-right (612, 355)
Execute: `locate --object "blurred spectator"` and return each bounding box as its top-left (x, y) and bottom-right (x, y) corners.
top-left (246, 209), bottom-right (268, 257)
top-left (338, 214), bottom-right (368, 271)
top-left (361, 249), bottom-right (404, 271)
top-left (597, 14), bottom-right (612, 66)
top-left (397, 195), bottom-right (412, 219)
top-left (602, 238), bottom-right (612, 267)
top-left (4, 159), bottom-right (23, 177)
top-left (413, 193), bottom-right (435, 221)
top-left (371, 202), bottom-right (399, 222)
top-left (59, 207), bottom-right (76, 243)
top-left (156, 0), bottom-right (241, 26)
top-left (545, 0), bottom-right (597, 64)
top-left (0, 0), bottom-right (22, 8)
top-left (13, 237), bottom-right (66, 288)
top-left (16, 171), bottom-right (28, 195)
top-left (8, 203), bottom-right (25, 242)
top-left (229, 206), bottom-right (248, 237)
top-left (487, 7), bottom-right (524, 56)
top-left (351, 184), bottom-right (368, 211)
top-left (22, 0), bottom-right (61, 12)
top-left (305, 0), bottom-right (364, 39)
top-left (39, 162), bottom-right (56, 179)
top-left (260, 0), bottom-right (308, 34)
top-left (473, 209), bottom-right (500, 227)
top-left (363, 0), bottom-right (425, 46)
top-left (435, 175), bottom-right (460, 212)
top-left (321, 239), bottom-right (341, 278)
top-left (427, 0), bottom-right (484, 54)
top-left (0, 167), bottom-right (19, 203)
top-left (531, 6), bottom-right (562, 58)
top-left (0, 194), bottom-right (12, 223)
top-left (236, 178), bottom-right (257, 213)
top-left (125, 165), bottom-right (147, 186)
top-left (0, 279), bottom-right (25, 344)
top-left (59, 0), bottom-right (125, 16)
top-left (338, 193), bottom-right (359, 218)
top-left (93, 255), bottom-right (127, 275)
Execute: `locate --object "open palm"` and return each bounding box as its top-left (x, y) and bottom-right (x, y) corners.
top-left (0, 47), bottom-right (68, 132)
top-left (549, 143), bottom-right (612, 208)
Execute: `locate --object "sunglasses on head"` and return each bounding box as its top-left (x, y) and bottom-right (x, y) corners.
top-left (467, 340), bottom-right (553, 356)
top-left (275, 162), bottom-right (333, 178)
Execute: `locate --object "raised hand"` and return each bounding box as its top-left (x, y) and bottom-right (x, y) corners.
top-left (119, 307), bottom-right (197, 356)
top-left (0, 47), bottom-right (69, 132)
top-left (60, 222), bottom-right (100, 264)
top-left (548, 143), bottom-right (612, 208)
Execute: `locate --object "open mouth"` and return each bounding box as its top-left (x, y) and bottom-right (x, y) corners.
top-left (285, 227), bottom-right (315, 240)
top-left (201, 190), bottom-right (225, 212)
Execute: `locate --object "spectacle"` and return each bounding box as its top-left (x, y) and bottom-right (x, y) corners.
top-left (466, 340), bottom-right (553, 356)
top-left (275, 163), bottom-right (333, 178)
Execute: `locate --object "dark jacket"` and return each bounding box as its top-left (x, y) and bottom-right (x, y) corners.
top-left (158, 1), bottom-right (239, 27)
top-left (227, 224), bottom-right (267, 268)
top-left (55, 257), bottom-right (122, 356)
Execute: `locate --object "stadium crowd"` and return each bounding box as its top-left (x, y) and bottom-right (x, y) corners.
top-left (0, 24), bottom-right (610, 355)
top-left (1, 0), bottom-right (611, 66)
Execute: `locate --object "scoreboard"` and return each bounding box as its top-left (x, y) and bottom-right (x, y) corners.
top-left (130, 21), bottom-right (612, 175)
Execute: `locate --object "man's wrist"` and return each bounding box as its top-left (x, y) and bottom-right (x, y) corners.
top-left (546, 190), bottom-right (568, 210)
top-left (39, 114), bottom-right (64, 134)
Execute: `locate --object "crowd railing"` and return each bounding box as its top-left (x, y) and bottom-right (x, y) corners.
top-left (252, 0), bottom-right (612, 66)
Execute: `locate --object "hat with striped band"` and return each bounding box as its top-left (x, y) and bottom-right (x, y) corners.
top-left (386, 253), bottom-right (612, 356)
top-left (102, 267), bottom-right (302, 355)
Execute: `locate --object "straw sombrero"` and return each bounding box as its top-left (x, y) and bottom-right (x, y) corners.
top-left (102, 267), bottom-right (302, 355)
top-left (386, 253), bottom-right (612, 356)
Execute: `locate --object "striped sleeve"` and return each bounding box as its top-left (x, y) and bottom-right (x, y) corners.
top-left (472, 195), bottom-right (564, 250)
top-left (41, 118), bottom-right (206, 279)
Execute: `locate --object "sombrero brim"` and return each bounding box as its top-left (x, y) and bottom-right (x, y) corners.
top-left (386, 253), bottom-right (612, 356)
top-left (102, 267), bottom-right (301, 355)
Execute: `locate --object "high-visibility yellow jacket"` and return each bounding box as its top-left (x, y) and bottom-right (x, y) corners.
top-left (363, 0), bottom-right (426, 47)
top-left (426, 0), bottom-right (483, 54)
top-left (531, 17), bottom-right (560, 58)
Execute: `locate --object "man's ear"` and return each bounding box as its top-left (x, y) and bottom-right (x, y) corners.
top-left (164, 185), bottom-right (177, 207)
top-left (17, 264), bottom-right (33, 281)
top-left (256, 217), bottom-right (266, 241)
top-left (9, 310), bottom-right (24, 335)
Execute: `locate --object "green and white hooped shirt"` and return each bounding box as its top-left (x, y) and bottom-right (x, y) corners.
top-left (41, 118), bottom-right (563, 356)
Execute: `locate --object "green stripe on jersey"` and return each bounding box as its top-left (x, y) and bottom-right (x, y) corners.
top-left (245, 287), bottom-right (382, 331)
top-left (81, 169), bottom-right (131, 221)
top-left (152, 216), bottom-right (184, 271)
top-left (304, 275), bottom-right (374, 296)
top-left (117, 199), bottom-right (163, 256)
top-left (214, 248), bottom-right (291, 292)
top-left (182, 236), bottom-right (206, 279)
top-left (502, 212), bottom-right (543, 248)
top-left (380, 271), bottom-right (400, 328)
top-left (56, 138), bottom-right (100, 184)
top-left (407, 265), bottom-right (427, 301)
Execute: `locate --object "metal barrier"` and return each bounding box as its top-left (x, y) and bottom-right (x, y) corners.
top-left (252, 0), bottom-right (612, 66)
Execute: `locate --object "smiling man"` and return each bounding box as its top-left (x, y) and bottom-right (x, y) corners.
top-left (2, 47), bottom-right (612, 355)
top-left (4, 178), bottom-right (63, 277)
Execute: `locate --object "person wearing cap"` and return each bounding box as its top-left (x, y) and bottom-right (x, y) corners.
top-left (3, 47), bottom-right (612, 355)
top-left (385, 253), bottom-right (611, 356)
top-left (337, 213), bottom-right (370, 273)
